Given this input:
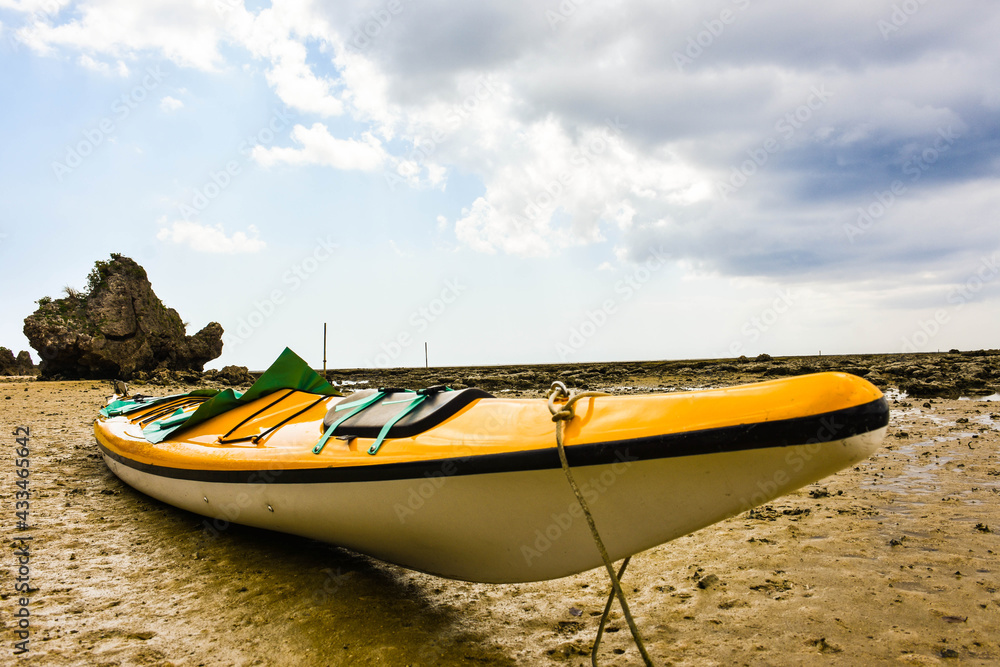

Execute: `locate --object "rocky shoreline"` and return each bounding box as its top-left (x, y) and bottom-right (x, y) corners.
top-left (327, 350), bottom-right (1000, 399)
top-left (47, 349), bottom-right (995, 400)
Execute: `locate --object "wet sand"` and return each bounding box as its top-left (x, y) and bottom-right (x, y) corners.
top-left (1, 367), bottom-right (998, 665)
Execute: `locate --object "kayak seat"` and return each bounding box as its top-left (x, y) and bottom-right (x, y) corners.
top-left (321, 387), bottom-right (494, 440)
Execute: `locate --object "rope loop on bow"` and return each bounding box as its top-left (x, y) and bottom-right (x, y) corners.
top-left (543, 382), bottom-right (654, 667)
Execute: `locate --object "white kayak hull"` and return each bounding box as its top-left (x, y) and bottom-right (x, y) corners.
top-left (102, 427), bottom-right (885, 583)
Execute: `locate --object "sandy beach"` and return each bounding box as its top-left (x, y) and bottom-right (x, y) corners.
top-left (2, 357), bottom-right (999, 665)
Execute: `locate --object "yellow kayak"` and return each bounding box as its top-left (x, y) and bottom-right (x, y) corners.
top-left (94, 348), bottom-right (888, 583)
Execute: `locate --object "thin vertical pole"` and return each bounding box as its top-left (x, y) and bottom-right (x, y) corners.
top-left (424, 341), bottom-right (428, 368)
top-left (323, 323), bottom-right (327, 377)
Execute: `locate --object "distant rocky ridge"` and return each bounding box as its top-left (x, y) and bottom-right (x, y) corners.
top-left (23, 254), bottom-right (224, 380)
top-left (318, 350), bottom-right (1000, 399)
top-left (0, 348), bottom-right (34, 376)
top-left (126, 349), bottom-right (1000, 399)
top-left (126, 364), bottom-right (256, 387)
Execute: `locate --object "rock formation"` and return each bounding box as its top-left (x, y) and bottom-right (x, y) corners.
top-left (0, 348), bottom-right (34, 375)
top-left (205, 365), bottom-right (256, 386)
top-left (23, 254), bottom-right (224, 379)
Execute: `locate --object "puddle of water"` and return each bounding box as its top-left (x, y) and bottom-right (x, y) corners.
top-left (904, 437), bottom-right (945, 450)
top-left (959, 393), bottom-right (1000, 402)
top-left (874, 505), bottom-right (925, 518)
top-left (863, 453), bottom-right (955, 495)
top-left (890, 409), bottom-right (959, 426)
top-left (869, 408), bottom-right (998, 499)
top-left (892, 581), bottom-right (943, 593)
top-left (901, 530), bottom-right (931, 539)
top-left (973, 415), bottom-right (1000, 430)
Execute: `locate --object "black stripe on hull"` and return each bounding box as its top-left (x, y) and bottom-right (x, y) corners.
top-left (97, 397), bottom-right (889, 485)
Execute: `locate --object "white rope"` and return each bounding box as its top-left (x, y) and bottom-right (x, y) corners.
top-left (546, 381), bottom-right (654, 667)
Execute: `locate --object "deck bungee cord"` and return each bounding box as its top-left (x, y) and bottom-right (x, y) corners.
top-left (313, 390), bottom-right (388, 454)
top-left (313, 385), bottom-right (459, 455)
top-left (218, 388), bottom-right (297, 442)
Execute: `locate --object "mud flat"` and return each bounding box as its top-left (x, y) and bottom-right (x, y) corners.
top-left (1, 354), bottom-right (998, 665)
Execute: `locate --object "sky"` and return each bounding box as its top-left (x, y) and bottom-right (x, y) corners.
top-left (1, 0), bottom-right (998, 372)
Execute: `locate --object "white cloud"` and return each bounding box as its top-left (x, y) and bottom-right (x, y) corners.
top-left (228, 3), bottom-right (344, 117)
top-left (263, 45), bottom-right (343, 117)
top-left (452, 114), bottom-right (707, 256)
top-left (77, 54), bottom-right (109, 74)
top-left (0, 0), bottom-right (71, 15)
top-left (159, 95), bottom-right (183, 112)
top-left (252, 123), bottom-right (386, 171)
top-left (75, 54), bottom-right (129, 77)
top-left (156, 221), bottom-right (265, 254)
top-left (16, 0), bottom-right (226, 70)
top-left (455, 196), bottom-right (547, 257)
top-left (334, 48), bottom-right (397, 136)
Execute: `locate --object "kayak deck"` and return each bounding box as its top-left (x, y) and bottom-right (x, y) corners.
top-left (96, 372), bottom-right (886, 475)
